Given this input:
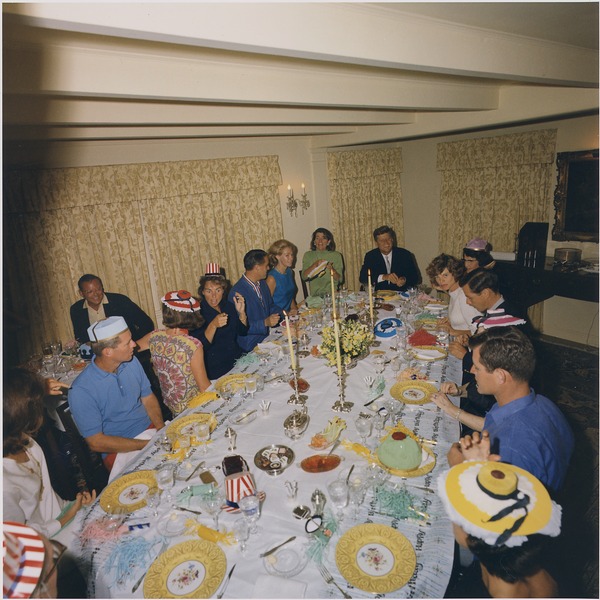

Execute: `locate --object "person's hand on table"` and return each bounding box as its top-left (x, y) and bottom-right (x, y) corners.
top-left (265, 313), bottom-right (280, 327)
top-left (459, 430), bottom-right (500, 462)
top-left (212, 313), bottom-right (229, 328)
top-left (45, 378), bottom-right (70, 396)
top-left (430, 392), bottom-right (459, 417)
top-left (449, 341), bottom-right (467, 360)
top-left (59, 489), bottom-right (97, 526)
top-left (383, 273), bottom-right (406, 287)
top-left (440, 381), bottom-right (460, 396)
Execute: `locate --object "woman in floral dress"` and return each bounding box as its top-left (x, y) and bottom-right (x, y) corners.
top-left (138, 290), bottom-right (210, 416)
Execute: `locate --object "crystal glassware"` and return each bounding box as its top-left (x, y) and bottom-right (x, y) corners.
top-left (145, 488), bottom-right (162, 518)
top-left (194, 422), bottom-right (211, 455)
top-left (327, 479), bottom-right (348, 523)
top-left (232, 517), bottom-right (249, 555)
top-left (156, 464), bottom-right (175, 506)
top-left (245, 376), bottom-right (258, 400)
top-left (200, 486), bottom-right (224, 531)
top-left (355, 416), bottom-right (372, 446)
top-left (238, 494), bottom-right (262, 535)
top-left (373, 354), bottom-right (385, 375)
top-left (347, 472), bottom-right (367, 520)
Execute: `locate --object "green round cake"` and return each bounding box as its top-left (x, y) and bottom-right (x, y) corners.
top-left (376, 431), bottom-right (422, 471)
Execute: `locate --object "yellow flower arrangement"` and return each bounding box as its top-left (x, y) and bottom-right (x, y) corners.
top-left (319, 319), bottom-right (375, 367)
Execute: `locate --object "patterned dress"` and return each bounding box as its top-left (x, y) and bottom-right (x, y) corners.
top-left (148, 330), bottom-right (203, 416)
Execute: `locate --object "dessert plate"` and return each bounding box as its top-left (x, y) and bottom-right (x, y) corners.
top-left (336, 523), bottom-right (416, 593)
top-left (412, 345), bottom-right (447, 361)
top-left (254, 444), bottom-right (295, 476)
top-left (143, 540), bottom-right (226, 599)
top-left (263, 537), bottom-right (309, 578)
top-left (99, 470), bottom-right (157, 513)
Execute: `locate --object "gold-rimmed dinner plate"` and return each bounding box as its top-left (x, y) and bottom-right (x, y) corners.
top-left (412, 345), bottom-right (448, 361)
top-left (336, 523), bottom-right (416, 594)
top-left (377, 290), bottom-right (400, 300)
top-left (214, 373), bottom-right (253, 394)
top-left (143, 540), bottom-right (226, 598)
top-left (390, 381), bottom-right (437, 405)
top-left (166, 413), bottom-right (217, 437)
top-left (99, 470), bottom-right (157, 513)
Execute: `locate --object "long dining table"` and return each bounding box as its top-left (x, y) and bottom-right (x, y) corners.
top-left (75, 294), bottom-right (462, 599)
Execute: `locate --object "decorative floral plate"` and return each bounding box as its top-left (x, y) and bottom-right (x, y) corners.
top-left (390, 381), bottom-right (437, 405)
top-left (336, 523), bottom-right (416, 593)
top-left (143, 539), bottom-right (226, 599)
top-left (99, 470), bottom-right (157, 513)
top-left (166, 413), bottom-right (217, 437)
top-left (411, 345), bottom-right (448, 361)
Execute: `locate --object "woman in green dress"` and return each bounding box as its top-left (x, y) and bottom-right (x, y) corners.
top-left (301, 228), bottom-right (345, 298)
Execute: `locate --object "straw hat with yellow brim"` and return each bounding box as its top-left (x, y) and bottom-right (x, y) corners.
top-left (437, 461), bottom-right (561, 548)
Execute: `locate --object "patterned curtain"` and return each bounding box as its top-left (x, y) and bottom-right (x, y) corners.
top-left (437, 129), bottom-right (557, 328)
top-left (327, 148), bottom-right (404, 291)
top-left (3, 156), bottom-right (283, 363)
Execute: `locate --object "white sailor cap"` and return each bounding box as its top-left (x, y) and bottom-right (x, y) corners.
top-left (87, 316), bottom-right (128, 342)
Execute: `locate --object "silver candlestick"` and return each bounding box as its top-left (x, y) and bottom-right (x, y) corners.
top-left (288, 367), bottom-right (307, 405)
top-left (331, 368), bottom-right (353, 412)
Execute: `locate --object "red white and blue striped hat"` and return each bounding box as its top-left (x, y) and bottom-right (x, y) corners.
top-left (3, 522), bottom-right (46, 599)
top-left (205, 263), bottom-right (221, 276)
top-left (161, 290), bottom-right (200, 313)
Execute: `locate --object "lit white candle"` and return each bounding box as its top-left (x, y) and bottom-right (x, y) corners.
top-left (368, 268), bottom-right (374, 322)
top-left (287, 184), bottom-right (292, 199)
top-left (331, 269), bottom-right (337, 319)
top-left (283, 310), bottom-right (296, 370)
top-left (333, 316), bottom-right (343, 376)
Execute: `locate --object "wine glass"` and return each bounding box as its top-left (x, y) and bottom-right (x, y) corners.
top-left (232, 517), bottom-right (249, 555)
top-left (373, 354), bottom-right (385, 375)
top-left (156, 464), bottom-right (175, 506)
top-left (355, 416), bottom-right (372, 446)
top-left (145, 488), bottom-right (162, 518)
top-left (245, 376), bottom-right (258, 400)
top-left (200, 486), bottom-right (224, 531)
top-left (300, 332), bottom-right (310, 352)
top-left (373, 410), bottom-right (388, 439)
top-left (194, 422), bottom-right (211, 455)
top-left (347, 471), bottom-right (367, 520)
top-left (238, 494), bottom-right (262, 535)
top-left (327, 479), bottom-right (348, 523)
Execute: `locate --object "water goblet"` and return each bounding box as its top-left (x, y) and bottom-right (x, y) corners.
top-left (327, 479), bottom-right (348, 523)
top-left (156, 464), bottom-right (175, 506)
top-left (373, 410), bottom-right (388, 439)
top-left (437, 330), bottom-right (449, 346)
top-left (232, 517), bottom-right (250, 556)
top-left (373, 354), bottom-right (385, 375)
top-left (220, 383), bottom-right (234, 403)
top-left (245, 376), bottom-right (258, 400)
top-left (355, 416), bottom-right (372, 446)
top-left (200, 486), bottom-right (224, 531)
top-left (390, 356), bottom-right (402, 376)
top-left (50, 340), bottom-right (63, 357)
top-left (145, 488), bottom-right (162, 518)
top-left (157, 433), bottom-right (173, 454)
top-left (347, 473), bottom-right (367, 520)
top-left (238, 493), bottom-right (262, 535)
top-left (300, 332), bottom-right (310, 352)
top-left (194, 422), bottom-right (211, 455)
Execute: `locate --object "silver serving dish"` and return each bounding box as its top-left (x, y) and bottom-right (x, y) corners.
top-left (283, 408), bottom-right (310, 440)
top-left (254, 444), bottom-right (295, 476)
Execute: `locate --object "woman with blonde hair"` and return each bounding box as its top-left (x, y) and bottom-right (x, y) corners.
top-left (138, 290), bottom-right (211, 416)
top-left (266, 239), bottom-right (298, 313)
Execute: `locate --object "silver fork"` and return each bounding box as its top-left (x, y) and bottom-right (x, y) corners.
top-left (318, 564), bottom-right (352, 599)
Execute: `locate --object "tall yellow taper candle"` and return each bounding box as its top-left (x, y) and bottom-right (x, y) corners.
top-left (283, 311), bottom-right (296, 371)
top-left (368, 268), bottom-right (374, 322)
top-left (333, 316), bottom-right (343, 376)
top-left (330, 268), bottom-right (337, 319)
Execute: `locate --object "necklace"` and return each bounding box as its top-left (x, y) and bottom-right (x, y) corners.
top-left (19, 448), bottom-right (44, 503)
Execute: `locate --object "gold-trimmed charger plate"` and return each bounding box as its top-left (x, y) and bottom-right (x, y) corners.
top-left (390, 381), bottom-right (437, 405)
top-left (166, 413), bottom-right (217, 437)
top-left (377, 290), bottom-right (400, 300)
top-left (143, 539), bottom-right (226, 598)
top-left (412, 345), bottom-right (448, 361)
top-left (99, 470), bottom-right (157, 513)
top-left (336, 523), bottom-right (416, 594)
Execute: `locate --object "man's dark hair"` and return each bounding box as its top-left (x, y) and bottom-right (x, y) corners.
top-left (243, 249), bottom-right (268, 272)
top-left (373, 225), bottom-right (397, 246)
top-left (461, 268), bottom-right (499, 293)
top-left (426, 253), bottom-right (465, 286)
top-left (469, 326), bottom-right (535, 383)
top-left (467, 534), bottom-right (549, 584)
top-left (3, 368), bottom-right (45, 456)
top-left (310, 228), bottom-right (336, 251)
top-left (463, 247), bottom-right (495, 269)
top-left (78, 274), bottom-right (103, 291)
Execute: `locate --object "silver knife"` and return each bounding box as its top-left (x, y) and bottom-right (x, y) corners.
top-left (259, 536), bottom-right (296, 558)
top-left (132, 539), bottom-right (168, 592)
top-left (364, 393), bottom-right (383, 407)
top-left (216, 563), bottom-right (236, 599)
top-left (185, 460), bottom-right (206, 481)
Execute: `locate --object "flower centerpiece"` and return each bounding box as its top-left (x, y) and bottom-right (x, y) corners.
top-left (319, 319), bottom-right (375, 367)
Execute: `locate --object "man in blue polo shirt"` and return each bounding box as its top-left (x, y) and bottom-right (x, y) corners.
top-left (448, 326), bottom-right (573, 495)
top-left (68, 316), bottom-right (164, 469)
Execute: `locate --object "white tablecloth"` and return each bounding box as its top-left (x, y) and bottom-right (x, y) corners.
top-left (76, 303), bottom-right (462, 599)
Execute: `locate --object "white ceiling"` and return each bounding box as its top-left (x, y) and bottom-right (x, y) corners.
top-left (3, 2), bottom-right (598, 149)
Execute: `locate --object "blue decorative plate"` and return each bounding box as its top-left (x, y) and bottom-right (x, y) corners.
top-left (374, 318), bottom-right (402, 338)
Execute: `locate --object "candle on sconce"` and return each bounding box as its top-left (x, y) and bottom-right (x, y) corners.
top-left (333, 316), bottom-right (343, 377)
top-left (287, 185), bottom-right (292, 199)
top-left (368, 269), bottom-right (374, 322)
top-left (283, 310), bottom-right (296, 371)
top-left (301, 183), bottom-right (305, 194)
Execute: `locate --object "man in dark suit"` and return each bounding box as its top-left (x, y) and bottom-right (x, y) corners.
top-left (359, 225), bottom-right (420, 292)
top-left (70, 274), bottom-right (154, 344)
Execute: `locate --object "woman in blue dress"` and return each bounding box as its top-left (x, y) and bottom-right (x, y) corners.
top-left (190, 266), bottom-right (249, 380)
top-left (266, 239), bottom-right (298, 313)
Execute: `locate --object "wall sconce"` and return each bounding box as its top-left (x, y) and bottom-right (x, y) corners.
top-left (286, 184), bottom-right (310, 217)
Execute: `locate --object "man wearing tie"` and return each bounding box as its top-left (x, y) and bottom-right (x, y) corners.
top-left (359, 225), bottom-right (420, 292)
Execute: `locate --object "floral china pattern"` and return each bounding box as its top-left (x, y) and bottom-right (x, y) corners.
top-left (170, 562), bottom-right (201, 591)
top-left (359, 546), bottom-right (388, 572)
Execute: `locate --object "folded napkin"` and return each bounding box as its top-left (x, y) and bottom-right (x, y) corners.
top-left (305, 295), bottom-right (324, 308)
top-left (414, 348), bottom-right (445, 359)
top-left (252, 575), bottom-right (307, 598)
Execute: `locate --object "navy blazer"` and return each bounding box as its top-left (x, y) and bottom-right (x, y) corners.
top-left (70, 292), bottom-right (155, 343)
top-left (359, 246), bottom-right (420, 291)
